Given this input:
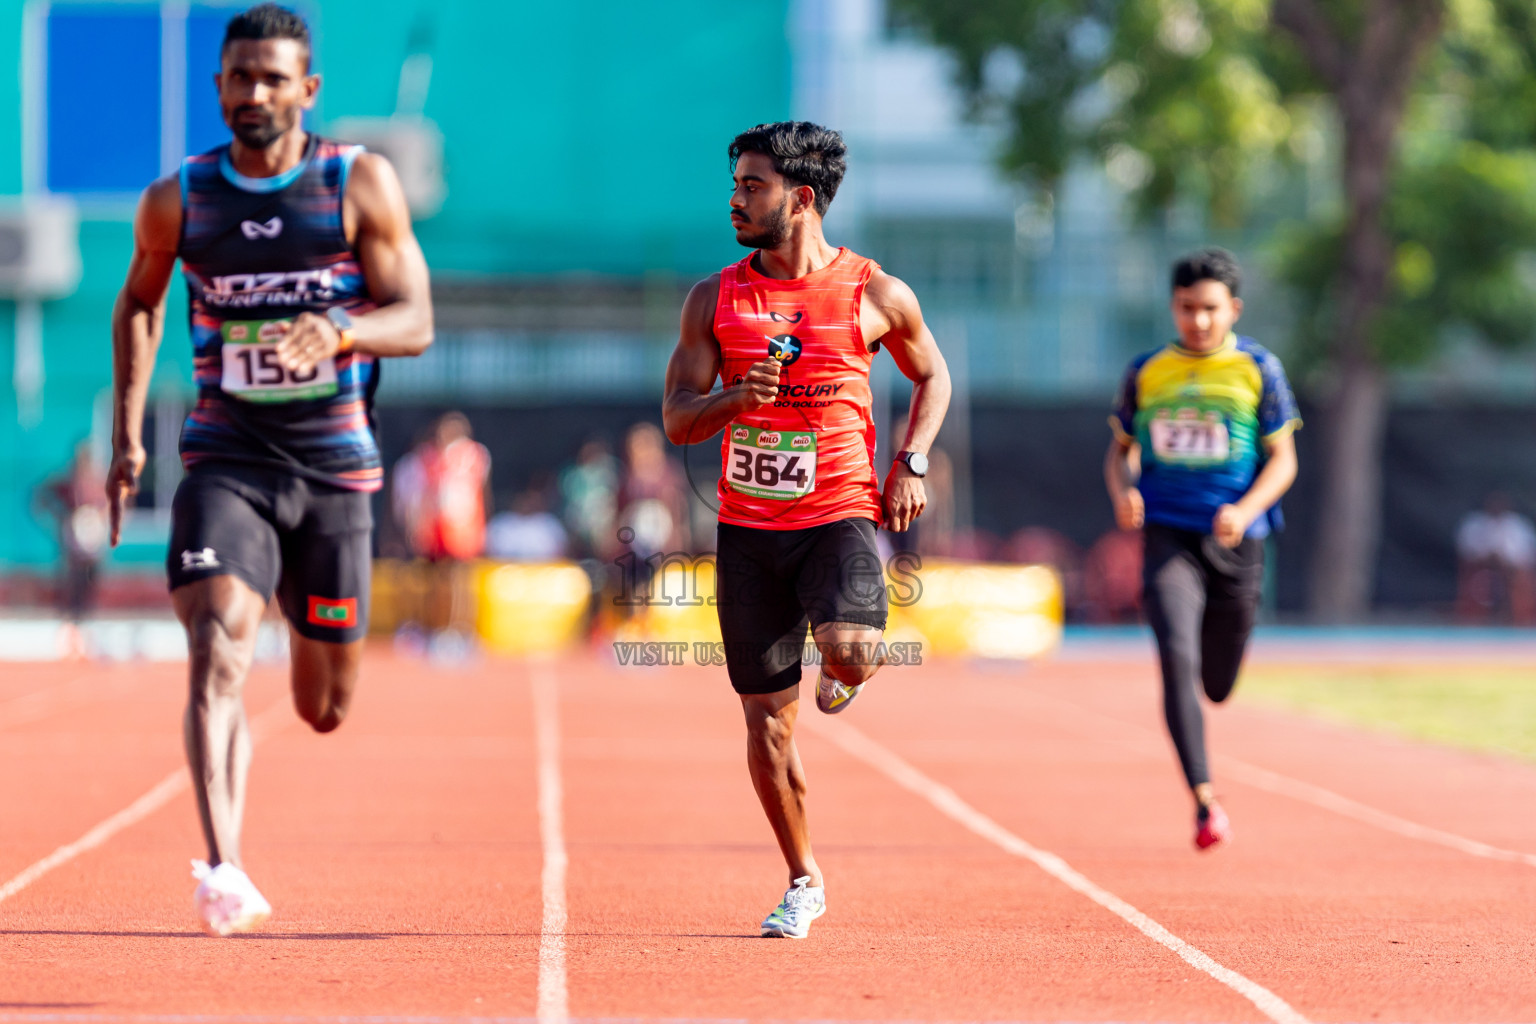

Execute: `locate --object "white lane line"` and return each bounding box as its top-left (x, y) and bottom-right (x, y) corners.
top-left (531, 664), bottom-right (569, 1024)
top-left (0, 696), bottom-right (293, 908)
top-left (807, 717), bottom-right (1311, 1024)
top-left (1221, 758), bottom-right (1536, 868)
top-left (1021, 687), bottom-right (1536, 868)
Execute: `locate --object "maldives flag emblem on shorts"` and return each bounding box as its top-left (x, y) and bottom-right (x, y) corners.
top-left (307, 596), bottom-right (357, 628)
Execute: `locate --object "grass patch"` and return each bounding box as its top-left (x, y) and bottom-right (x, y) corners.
top-left (1239, 665), bottom-right (1536, 761)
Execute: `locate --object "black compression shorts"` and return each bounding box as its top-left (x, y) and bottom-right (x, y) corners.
top-left (167, 461), bottom-right (373, 644)
top-left (715, 517), bottom-right (888, 695)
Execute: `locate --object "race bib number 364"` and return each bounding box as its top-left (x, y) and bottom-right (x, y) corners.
top-left (727, 424), bottom-right (816, 500)
top-left (1149, 410), bottom-right (1230, 463)
top-left (220, 319), bottom-right (339, 403)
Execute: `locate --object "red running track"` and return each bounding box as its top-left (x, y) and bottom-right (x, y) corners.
top-left (1, 647), bottom-right (1534, 1022)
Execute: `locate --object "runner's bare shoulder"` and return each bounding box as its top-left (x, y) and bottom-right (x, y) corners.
top-left (342, 151), bottom-right (413, 237)
top-left (136, 174), bottom-right (183, 251)
top-left (681, 273), bottom-right (724, 337)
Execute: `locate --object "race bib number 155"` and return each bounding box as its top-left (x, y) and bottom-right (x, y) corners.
top-left (220, 319), bottom-right (339, 403)
top-left (727, 424), bottom-right (816, 500)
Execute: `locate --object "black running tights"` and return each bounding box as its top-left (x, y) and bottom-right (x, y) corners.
top-left (1142, 524), bottom-right (1264, 790)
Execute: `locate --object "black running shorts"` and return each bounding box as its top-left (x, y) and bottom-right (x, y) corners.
top-left (715, 517), bottom-right (889, 695)
top-left (167, 462), bottom-right (373, 644)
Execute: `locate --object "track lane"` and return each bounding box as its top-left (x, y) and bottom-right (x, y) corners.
top-left (843, 657), bottom-right (1536, 1022)
top-left (3, 648), bottom-right (1535, 1021)
top-left (557, 658), bottom-right (1269, 1023)
top-left (0, 652), bottom-right (544, 1017)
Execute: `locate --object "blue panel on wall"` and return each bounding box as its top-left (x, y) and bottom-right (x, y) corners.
top-left (185, 6), bottom-right (230, 157)
top-left (47, 7), bottom-right (161, 193)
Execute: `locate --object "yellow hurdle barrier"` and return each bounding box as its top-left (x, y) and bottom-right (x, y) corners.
top-left (475, 562), bottom-right (592, 656)
top-left (374, 556), bottom-right (1062, 661)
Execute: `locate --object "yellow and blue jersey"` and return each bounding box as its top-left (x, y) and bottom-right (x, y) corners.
top-left (1111, 334), bottom-right (1300, 538)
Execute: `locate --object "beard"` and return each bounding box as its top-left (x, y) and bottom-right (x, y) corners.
top-left (229, 106), bottom-right (296, 149)
top-left (734, 198), bottom-right (791, 249)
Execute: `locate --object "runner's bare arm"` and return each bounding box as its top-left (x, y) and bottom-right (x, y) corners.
top-left (276, 152), bottom-right (433, 373)
top-left (108, 175), bottom-right (183, 546)
top-left (1104, 437), bottom-right (1144, 531)
top-left (662, 275), bottom-right (779, 444)
top-left (1213, 429), bottom-right (1298, 547)
top-left (866, 271), bottom-right (951, 532)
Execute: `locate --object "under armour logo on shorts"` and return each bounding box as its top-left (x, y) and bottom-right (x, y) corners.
top-left (181, 547), bottom-right (220, 570)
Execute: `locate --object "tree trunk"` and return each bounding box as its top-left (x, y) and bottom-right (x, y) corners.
top-left (1304, 101), bottom-right (1396, 621)
top-left (1299, 1), bottom-right (1445, 621)
top-left (1307, 358), bottom-right (1388, 620)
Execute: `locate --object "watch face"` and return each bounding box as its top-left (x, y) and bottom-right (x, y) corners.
top-left (326, 306), bottom-right (355, 332)
top-left (904, 452), bottom-right (928, 476)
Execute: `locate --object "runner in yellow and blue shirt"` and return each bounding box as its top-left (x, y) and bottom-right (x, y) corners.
top-left (1105, 248), bottom-right (1300, 852)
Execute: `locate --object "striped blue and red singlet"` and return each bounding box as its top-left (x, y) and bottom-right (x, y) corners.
top-left (176, 133), bottom-right (382, 492)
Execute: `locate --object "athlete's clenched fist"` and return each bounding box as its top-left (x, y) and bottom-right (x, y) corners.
top-left (881, 460), bottom-right (927, 532)
top-left (735, 358), bottom-right (782, 411)
top-left (1114, 486), bottom-right (1145, 531)
top-left (273, 311), bottom-right (343, 376)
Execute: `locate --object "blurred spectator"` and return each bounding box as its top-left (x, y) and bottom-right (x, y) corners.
top-left (559, 438), bottom-right (620, 559)
top-left (616, 421), bottom-right (691, 558)
top-left (1456, 493), bottom-right (1536, 624)
top-left (1002, 527), bottom-right (1083, 615)
top-left (34, 441), bottom-right (108, 621)
top-left (1082, 528), bottom-right (1144, 624)
top-left (946, 528), bottom-right (1001, 561)
top-left (399, 412), bottom-right (492, 562)
top-left (487, 484), bottom-right (568, 562)
top-left (390, 412), bottom-right (491, 653)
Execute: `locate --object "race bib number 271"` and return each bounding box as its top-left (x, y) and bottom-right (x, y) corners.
top-left (1149, 409), bottom-right (1230, 463)
top-left (726, 424), bottom-right (816, 500)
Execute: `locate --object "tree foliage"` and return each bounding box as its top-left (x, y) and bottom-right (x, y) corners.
top-left (895, 0), bottom-right (1536, 618)
top-left (894, 0), bottom-right (1536, 366)
top-left (894, 0), bottom-right (1317, 222)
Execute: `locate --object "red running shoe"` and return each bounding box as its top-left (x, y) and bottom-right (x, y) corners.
top-left (1195, 802), bottom-right (1231, 851)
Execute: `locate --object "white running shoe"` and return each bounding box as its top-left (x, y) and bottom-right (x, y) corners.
top-left (760, 875), bottom-right (826, 938)
top-left (815, 669), bottom-right (863, 714)
top-left (191, 859), bottom-right (271, 937)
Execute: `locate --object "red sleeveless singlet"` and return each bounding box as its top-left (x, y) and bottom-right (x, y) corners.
top-left (713, 247), bottom-right (883, 529)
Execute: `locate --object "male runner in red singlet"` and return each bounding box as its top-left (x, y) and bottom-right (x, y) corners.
top-left (663, 122), bottom-right (951, 938)
top-left (107, 4), bottom-right (432, 935)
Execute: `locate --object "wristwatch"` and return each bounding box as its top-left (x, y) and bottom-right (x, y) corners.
top-left (325, 306), bottom-right (356, 353)
top-left (895, 450), bottom-right (929, 477)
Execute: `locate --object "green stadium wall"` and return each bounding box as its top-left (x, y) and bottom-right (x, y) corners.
top-left (0, 0), bottom-right (792, 570)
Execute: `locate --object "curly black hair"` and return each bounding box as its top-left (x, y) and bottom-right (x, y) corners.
top-left (729, 121), bottom-right (848, 217)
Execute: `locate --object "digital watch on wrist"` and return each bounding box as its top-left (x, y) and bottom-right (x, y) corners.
top-left (896, 450), bottom-right (929, 477)
top-left (325, 306), bottom-right (356, 353)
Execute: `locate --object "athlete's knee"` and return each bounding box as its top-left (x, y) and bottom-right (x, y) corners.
top-left (744, 704), bottom-right (795, 763)
top-left (293, 668), bottom-right (356, 734)
top-left (822, 653), bottom-right (880, 686)
top-left (302, 703), bottom-right (346, 733)
top-left (289, 634), bottom-right (361, 733)
top-left (1201, 671), bottom-right (1240, 704)
top-left (294, 684), bottom-right (350, 733)
top-left (815, 628), bottom-right (885, 686)
top-left (185, 613), bottom-right (256, 700)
